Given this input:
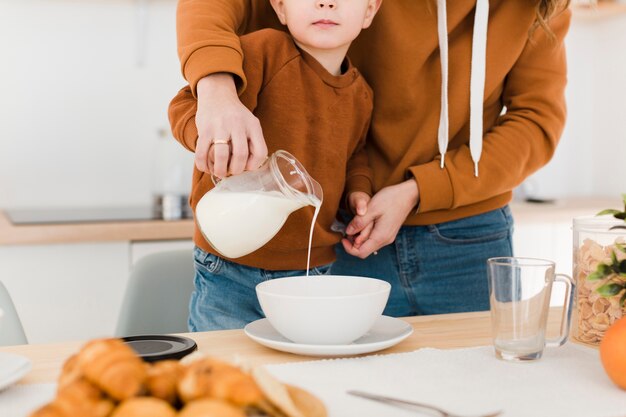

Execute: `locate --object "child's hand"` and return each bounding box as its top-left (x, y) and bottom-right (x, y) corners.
top-left (345, 192), bottom-right (373, 250)
top-left (348, 191), bottom-right (370, 216)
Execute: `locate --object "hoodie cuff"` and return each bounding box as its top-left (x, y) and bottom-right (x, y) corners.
top-left (407, 161), bottom-right (454, 213)
top-left (184, 46), bottom-right (247, 97)
top-left (345, 174), bottom-right (373, 198)
top-left (182, 116), bottom-right (199, 152)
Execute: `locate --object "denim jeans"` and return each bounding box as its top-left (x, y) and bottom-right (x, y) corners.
top-left (188, 247), bottom-right (333, 331)
top-left (331, 206), bottom-right (515, 316)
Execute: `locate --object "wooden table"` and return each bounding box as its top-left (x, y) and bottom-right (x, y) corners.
top-left (0, 310), bottom-right (571, 385)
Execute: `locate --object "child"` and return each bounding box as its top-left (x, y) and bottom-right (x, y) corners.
top-left (169, 0), bottom-right (381, 331)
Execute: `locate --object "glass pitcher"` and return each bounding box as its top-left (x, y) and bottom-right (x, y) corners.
top-left (195, 150), bottom-right (323, 259)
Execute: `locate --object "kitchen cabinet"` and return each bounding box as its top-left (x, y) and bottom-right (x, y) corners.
top-left (0, 210), bottom-right (194, 344)
top-left (130, 239), bottom-right (194, 266)
top-left (0, 242), bottom-right (130, 344)
top-left (0, 239), bottom-right (195, 345)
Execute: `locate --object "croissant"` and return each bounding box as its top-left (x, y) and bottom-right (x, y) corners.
top-left (77, 338), bottom-right (147, 400)
top-left (30, 379), bottom-right (114, 417)
top-left (57, 354), bottom-right (81, 390)
top-left (146, 360), bottom-right (184, 404)
top-left (178, 399), bottom-right (247, 417)
top-left (110, 397), bottom-right (177, 417)
top-left (177, 358), bottom-right (266, 407)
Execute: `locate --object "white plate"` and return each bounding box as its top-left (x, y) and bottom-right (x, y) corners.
top-left (244, 315), bottom-right (413, 357)
top-left (0, 352), bottom-right (32, 391)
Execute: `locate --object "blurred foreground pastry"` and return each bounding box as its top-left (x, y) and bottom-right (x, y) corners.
top-left (77, 338), bottom-right (147, 400)
top-left (29, 337), bottom-right (327, 417)
top-left (110, 397), bottom-right (177, 417)
top-left (30, 379), bottom-right (114, 417)
top-left (146, 360), bottom-right (184, 404)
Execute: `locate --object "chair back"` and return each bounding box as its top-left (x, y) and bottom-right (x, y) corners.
top-left (115, 249), bottom-right (195, 337)
top-left (0, 281), bottom-right (28, 346)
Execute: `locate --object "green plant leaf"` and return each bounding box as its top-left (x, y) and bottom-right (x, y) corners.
top-left (621, 291), bottom-right (626, 307)
top-left (599, 263), bottom-right (613, 275)
top-left (622, 193), bottom-right (626, 208)
top-left (597, 209), bottom-right (621, 216)
top-left (597, 283), bottom-right (625, 297)
top-left (611, 251), bottom-right (619, 269)
top-left (617, 243), bottom-right (626, 253)
top-left (589, 263), bottom-right (612, 281)
top-left (587, 271), bottom-right (605, 281)
top-left (616, 212), bottom-right (626, 220)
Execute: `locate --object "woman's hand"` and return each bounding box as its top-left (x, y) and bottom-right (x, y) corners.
top-left (195, 73), bottom-right (268, 178)
top-left (342, 180), bottom-right (420, 258)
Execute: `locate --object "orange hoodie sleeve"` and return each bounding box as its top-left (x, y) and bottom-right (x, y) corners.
top-left (408, 9), bottom-right (571, 213)
top-left (345, 113), bottom-right (374, 199)
top-left (176, 0), bottom-right (280, 95)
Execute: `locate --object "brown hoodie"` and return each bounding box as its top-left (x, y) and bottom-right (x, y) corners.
top-left (170, 29), bottom-right (374, 270)
top-left (176, 0), bottom-right (570, 226)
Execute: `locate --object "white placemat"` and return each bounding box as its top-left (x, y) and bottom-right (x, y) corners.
top-left (0, 383), bottom-right (55, 417)
top-left (267, 344), bottom-right (626, 417)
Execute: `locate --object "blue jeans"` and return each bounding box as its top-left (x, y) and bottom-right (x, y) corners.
top-left (331, 206), bottom-right (514, 316)
top-left (189, 247), bottom-right (333, 331)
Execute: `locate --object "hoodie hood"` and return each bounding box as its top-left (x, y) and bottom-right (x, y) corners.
top-left (437, 0), bottom-right (490, 177)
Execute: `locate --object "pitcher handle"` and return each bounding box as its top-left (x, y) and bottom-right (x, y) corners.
top-left (546, 273), bottom-right (576, 348)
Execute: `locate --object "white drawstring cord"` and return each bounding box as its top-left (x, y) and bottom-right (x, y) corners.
top-left (436, 0), bottom-right (449, 169)
top-left (470, 0), bottom-right (489, 177)
top-left (436, 0), bottom-right (490, 177)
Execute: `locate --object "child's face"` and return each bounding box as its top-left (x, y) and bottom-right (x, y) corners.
top-left (270, 0), bottom-right (379, 52)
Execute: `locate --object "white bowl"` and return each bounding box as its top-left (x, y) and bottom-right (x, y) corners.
top-left (255, 275), bottom-right (391, 345)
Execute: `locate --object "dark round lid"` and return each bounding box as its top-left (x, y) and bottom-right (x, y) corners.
top-left (122, 335), bottom-right (197, 362)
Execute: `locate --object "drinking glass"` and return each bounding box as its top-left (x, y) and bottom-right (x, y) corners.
top-left (487, 257), bottom-right (575, 361)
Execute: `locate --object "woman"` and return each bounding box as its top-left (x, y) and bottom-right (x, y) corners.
top-left (175, 0), bottom-right (570, 317)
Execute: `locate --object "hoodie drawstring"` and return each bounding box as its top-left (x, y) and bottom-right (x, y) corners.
top-left (436, 0), bottom-right (449, 170)
top-left (437, 0), bottom-right (490, 177)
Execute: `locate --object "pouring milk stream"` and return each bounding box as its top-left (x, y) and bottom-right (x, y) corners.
top-left (195, 150), bottom-right (323, 274)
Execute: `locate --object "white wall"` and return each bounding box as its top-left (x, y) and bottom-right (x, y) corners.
top-left (526, 14), bottom-right (626, 200)
top-left (0, 0), bottom-right (192, 210)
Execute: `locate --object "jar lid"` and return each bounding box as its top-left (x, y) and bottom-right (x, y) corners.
top-left (573, 215), bottom-right (625, 233)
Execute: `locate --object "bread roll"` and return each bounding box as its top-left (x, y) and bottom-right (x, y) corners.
top-left (110, 397), bottom-right (177, 417)
top-left (178, 358), bottom-right (265, 407)
top-left (77, 338), bottom-right (147, 400)
top-left (30, 379), bottom-right (114, 417)
top-left (178, 399), bottom-right (247, 417)
top-left (146, 360), bottom-right (184, 404)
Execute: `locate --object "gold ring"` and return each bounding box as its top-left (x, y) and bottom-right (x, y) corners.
top-left (212, 139), bottom-right (230, 145)
top-left (258, 155), bottom-right (269, 168)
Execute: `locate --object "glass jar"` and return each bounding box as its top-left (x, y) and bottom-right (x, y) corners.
top-left (572, 216), bottom-right (626, 345)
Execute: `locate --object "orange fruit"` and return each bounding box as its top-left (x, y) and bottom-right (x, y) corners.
top-left (600, 316), bottom-right (626, 390)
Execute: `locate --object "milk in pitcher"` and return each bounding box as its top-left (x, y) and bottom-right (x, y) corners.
top-left (196, 189), bottom-right (308, 259)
